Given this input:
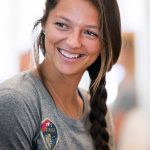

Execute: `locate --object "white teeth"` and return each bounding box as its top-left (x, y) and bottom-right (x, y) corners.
top-left (58, 48), bottom-right (80, 59)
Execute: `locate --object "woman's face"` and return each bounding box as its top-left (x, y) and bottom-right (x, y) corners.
top-left (43, 0), bottom-right (101, 76)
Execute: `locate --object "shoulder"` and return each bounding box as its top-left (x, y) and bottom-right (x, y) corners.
top-left (0, 72), bottom-right (41, 139)
top-left (0, 71), bottom-right (41, 121)
top-left (0, 72), bottom-right (30, 108)
top-left (0, 71), bottom-right (41, 102)
top-left (0, 78), bottom-right (40, 120)
top-left (0, 71), bottom-right (35, 93)
top-left (0, 88), bottom-right (30, 124)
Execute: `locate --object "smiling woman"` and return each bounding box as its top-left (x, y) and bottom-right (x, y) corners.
top-left (0, 0), bottom-right (121, 150)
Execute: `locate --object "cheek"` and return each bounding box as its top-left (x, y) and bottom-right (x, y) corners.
top-left (44, 23), bottom-right (65, 46)
top-left (86, 41), bottom-right (101, 56)
top-left (45, 30), bottom-right (59, 46)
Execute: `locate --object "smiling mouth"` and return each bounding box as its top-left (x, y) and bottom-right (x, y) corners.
top-left (57, 48), bottom-right (84, 59)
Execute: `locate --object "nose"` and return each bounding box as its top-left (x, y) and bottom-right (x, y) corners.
top-left (66, 31), bottom-right (82, 48)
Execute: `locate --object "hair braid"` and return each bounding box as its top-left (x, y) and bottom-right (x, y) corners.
top-left (88, 57), bottom-right (109, 150)
top-left (87, 0), bottom-right (121, 149)
top-left (89, 75), bottom-right (109, 150)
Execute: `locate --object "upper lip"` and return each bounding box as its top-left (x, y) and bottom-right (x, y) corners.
top-left (57, 47), bottom-right (85, 56)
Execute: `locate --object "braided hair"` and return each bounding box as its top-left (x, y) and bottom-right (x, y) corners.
top-left (87, 0), bottom-right (121, 149)
top-left (33, 0), bottom-right (121, 149)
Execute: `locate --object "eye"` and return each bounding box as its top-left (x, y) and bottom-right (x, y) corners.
top-left (55, 22), bottom-right (68, 30)
top-left (84, 30), bottom-right (98, 39)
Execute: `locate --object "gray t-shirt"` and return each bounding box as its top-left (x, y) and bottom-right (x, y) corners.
top-left (0, 71), bottom-right (114, 150)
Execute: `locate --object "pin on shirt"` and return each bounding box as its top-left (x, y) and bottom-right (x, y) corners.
top-left (41, 118), bottom-right (59, 150)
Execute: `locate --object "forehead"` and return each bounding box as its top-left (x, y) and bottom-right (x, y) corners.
top-left (48, 0), bottom-right (100, 26)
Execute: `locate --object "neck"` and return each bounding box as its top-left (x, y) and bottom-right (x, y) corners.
top-left (34, 61), bottom-right (84, 119)
top-left (40, 60), bottom-right (83, 100)
top-left (45, 77), bottom-right (83, 119)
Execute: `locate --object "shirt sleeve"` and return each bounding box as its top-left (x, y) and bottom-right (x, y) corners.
top-left (0, 89), bottom-right (39, 150)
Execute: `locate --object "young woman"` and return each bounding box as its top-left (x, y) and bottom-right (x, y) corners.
top-left (0, 0), bottom-right (121, 149)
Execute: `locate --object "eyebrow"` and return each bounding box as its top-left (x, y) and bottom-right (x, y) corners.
top-left (55, 15), bottom-right (99, 30)
top-left (55, 16), bottom-right (71, 23)
top-left (86, 25), bottom-right (99, 30)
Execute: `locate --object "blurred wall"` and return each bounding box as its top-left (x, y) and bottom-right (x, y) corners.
top-left (135, 0), bottom-right (150, 113)
top-left (0, 0), bottom-right (44, 82)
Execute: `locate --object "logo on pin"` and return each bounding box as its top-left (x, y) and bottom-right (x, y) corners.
top-left (41, 118), bottom-right (58, 150)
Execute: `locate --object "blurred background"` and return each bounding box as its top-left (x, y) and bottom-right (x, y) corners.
top-left (0, 0), bottom-right (150, 149)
